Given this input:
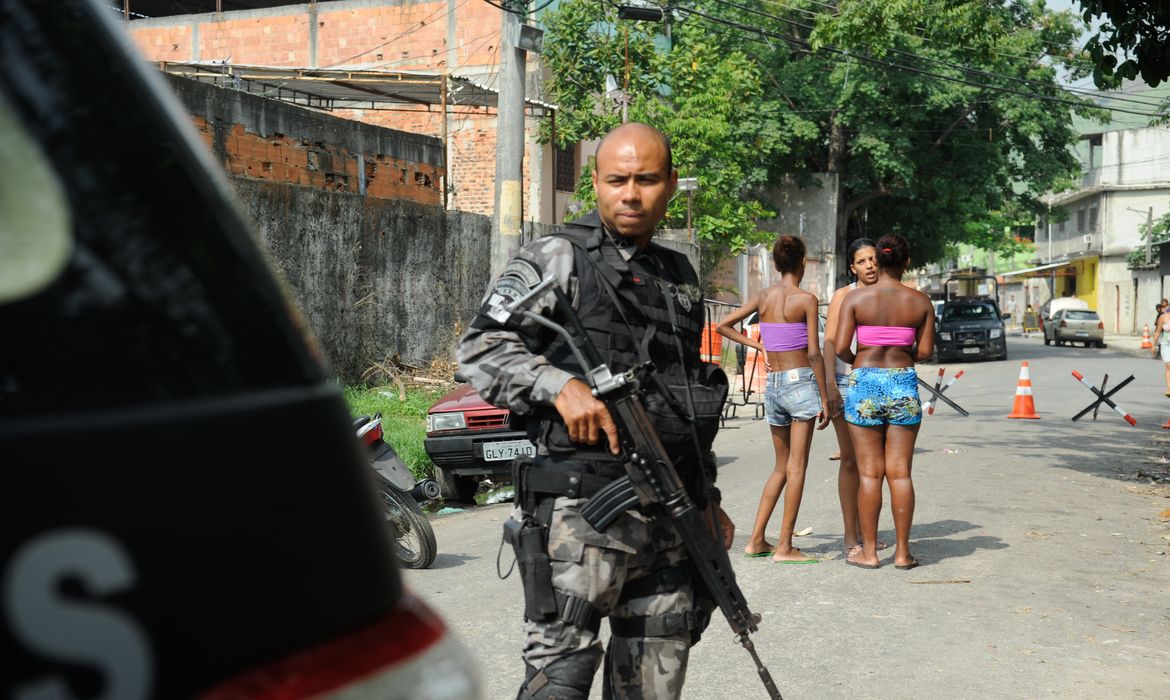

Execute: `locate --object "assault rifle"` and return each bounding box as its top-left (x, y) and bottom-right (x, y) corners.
top-left (499, 276), bottom-right (782, 700)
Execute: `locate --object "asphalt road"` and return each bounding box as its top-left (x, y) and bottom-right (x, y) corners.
top-left (405, 335), bottom-right (1170, 699)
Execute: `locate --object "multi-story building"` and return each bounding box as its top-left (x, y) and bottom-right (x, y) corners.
top-left (1008, 83), bottom-right (1170, 334)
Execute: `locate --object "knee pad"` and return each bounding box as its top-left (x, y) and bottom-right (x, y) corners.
top-left (517, 651), bottom-right (600, 700)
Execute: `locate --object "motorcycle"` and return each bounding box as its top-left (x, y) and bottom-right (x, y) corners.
top-left (355, 414), bottom-right (440, 569)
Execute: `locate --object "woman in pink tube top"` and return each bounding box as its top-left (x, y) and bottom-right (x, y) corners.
top-left (835, 233), bottom-right (934, 570)
top-left (821, 238), bottom-right (879, 556)
top-left (716, 235), bottom-right (830, 563)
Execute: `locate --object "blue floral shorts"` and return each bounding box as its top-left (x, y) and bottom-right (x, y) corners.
top-left (844, 367), bottom-right (922, 427)
top-left (765, 367), bottom-right (822, 427)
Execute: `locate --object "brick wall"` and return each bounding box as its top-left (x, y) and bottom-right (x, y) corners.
top-left (168, 75), bottom-right (442, 205)
top-left (128, 0), bottom-right (551, 220)
top-left (163, 75), bottom-right (480, 379)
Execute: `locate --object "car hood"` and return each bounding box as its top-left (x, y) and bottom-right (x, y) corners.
top-left (429, 383), bottom-right (497, 413)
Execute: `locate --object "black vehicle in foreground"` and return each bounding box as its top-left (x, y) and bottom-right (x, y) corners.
top-left (1, 3), bottom-right (477, 697)
top-left (935, 297), bottom-right (1008, 362)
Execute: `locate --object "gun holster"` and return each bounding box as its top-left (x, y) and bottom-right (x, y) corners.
top-left (505, 456), bottom-right (558, 621)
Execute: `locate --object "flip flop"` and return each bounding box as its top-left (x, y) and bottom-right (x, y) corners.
top-left (829, 452), bottom-right (841, 461)
top-left (845, 559), bottom-right (879, 570)
top-left (895, 558), bottom-right (920, 570)
top-left (743, 551), bottom-right (773, 558)
top-left (774, 558), bottom-right (818, 565)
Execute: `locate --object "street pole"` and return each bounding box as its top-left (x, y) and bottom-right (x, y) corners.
top-left (491, 1), bottom-right (528, 277)
top-left (1145, 206), bottom-right (1154, 266)
top-left (1053, 201), bottom-right (1062, 302)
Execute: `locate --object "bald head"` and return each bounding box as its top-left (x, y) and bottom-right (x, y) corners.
top-left (595, 122), bottom-right (672, 173)
top-left (591, 123), bottom-right (678, 247)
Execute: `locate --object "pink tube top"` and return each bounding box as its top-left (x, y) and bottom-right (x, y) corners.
top-left (759, 322), bottom-right (808, 352)
top-left (857, 325), bottom-right (916, 346)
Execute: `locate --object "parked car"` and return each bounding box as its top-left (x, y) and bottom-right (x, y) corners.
top-left (934, 297), bottom-right (1008, 361)
top-left (1045, 308), bottom-right (1106, 347)
top-left (3, 5), bottom-right (480, 696)
top-left (1041, 297), bottom-right (1091, 342)
top-left (424, 384), bottom-right (534, 501)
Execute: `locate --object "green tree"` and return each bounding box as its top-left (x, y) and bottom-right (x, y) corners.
top-left (1126, 206), bottom-right (1170, 269)
top-left (1079, 1), bottom-right (1170, 89)
top-left (541, 1), bottom-right (787, 254)
top-left (541, 0), bottom-right (1098, 280)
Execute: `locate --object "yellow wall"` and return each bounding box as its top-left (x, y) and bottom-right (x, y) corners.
top-left (1053, 257), bottom-right (1098, 310)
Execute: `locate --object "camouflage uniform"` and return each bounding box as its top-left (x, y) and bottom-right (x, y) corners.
top-left (457, 211), bottom-right (710, 700)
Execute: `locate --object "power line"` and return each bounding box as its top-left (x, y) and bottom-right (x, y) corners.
top-left (323, 0), bottom-right (470, 69)
top-left (705, 0), bottom-right (1167, 112)
top-left (668, 3), bottom-right (1161, 119)
top-left (759, 0), bottom-right (1102, 68)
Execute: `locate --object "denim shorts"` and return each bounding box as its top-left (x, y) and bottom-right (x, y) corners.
top-left (765, 367), bottom-right (822, 427)
top-left (844, 367), bottom-right (922, 427)
top-left (835, 373), bottom-right (850, 399)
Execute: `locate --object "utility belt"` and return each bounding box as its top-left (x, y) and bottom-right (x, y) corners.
top-left (500, 465), bottom-right (706, 646)
top-left (503, 455), bottom-right (706, 642)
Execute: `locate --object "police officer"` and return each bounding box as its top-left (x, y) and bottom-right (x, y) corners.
top-left (458, 122), bottom-right (734, 699)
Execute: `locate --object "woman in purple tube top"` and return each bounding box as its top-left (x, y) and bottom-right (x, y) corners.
top-left (716, 235), bottom-right (830, 563)
top-left (835, 234), bottom-right (934, 570)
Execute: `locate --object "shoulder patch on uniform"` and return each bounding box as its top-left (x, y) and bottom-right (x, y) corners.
top-left (491, 258), bottom-right (542, 306)
top-left (483, 257), bottom-right (543, 323)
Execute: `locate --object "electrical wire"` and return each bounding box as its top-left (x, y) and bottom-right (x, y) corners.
top-left (705, 0), bottom-right (1168, 112)
top-left (759, 0), bottom-right (1102, 68)
top-left (667, 3), bottom-right (1162, 119)
top-left (323, 0), bottom-right (470, 69)
top-left (483, 0), bottom-right (558, 15)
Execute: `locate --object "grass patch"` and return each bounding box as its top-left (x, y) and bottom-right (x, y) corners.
top-left (343, 384), bottom-right (449, 481)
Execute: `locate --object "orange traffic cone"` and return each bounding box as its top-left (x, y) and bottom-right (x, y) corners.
top-left (1162, 414), bottom-right (1170, 429)
top-left (1007, 361), bottom-right (1040, 419)
top-left (1141, 325), bottom-right (1153, 349)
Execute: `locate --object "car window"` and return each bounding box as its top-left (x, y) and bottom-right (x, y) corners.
top-left (1066, 310), bottom-right (1099, 321)
top-left (942, 303), bottom-right (996, 321)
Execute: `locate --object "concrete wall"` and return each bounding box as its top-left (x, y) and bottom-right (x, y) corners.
top-left (758, 174), bottom-right (839, 300)
top-left (235, 179), bottom-right (490, 381)
top-left (166, 74), bottom-right (490, 382)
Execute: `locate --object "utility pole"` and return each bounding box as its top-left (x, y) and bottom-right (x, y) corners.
top-left (1145, 206), bottom-right (1154, 266)
top-left (491, 1), bottom-right (528, 277)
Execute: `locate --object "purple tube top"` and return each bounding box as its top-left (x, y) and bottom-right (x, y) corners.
top-left (759, 322), bottom-right (808, 352)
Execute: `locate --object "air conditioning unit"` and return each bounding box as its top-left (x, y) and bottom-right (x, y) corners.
top-left (1082, 234), bottom-right (1093, 247)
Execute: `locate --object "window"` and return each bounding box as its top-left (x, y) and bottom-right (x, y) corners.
top-left (1088, 205), bottom-right (1099, 231)
top-left (1077, 208), bottom-right (1086, 232)
top-left (1086, 133), bottom-right (1103, 169)
top-left (942, 302), bottom-right (996, 321)
top-left (554, 143), bottom-right (576, 192)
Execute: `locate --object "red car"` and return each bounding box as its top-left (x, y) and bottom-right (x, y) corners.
top-left (425, 385), bottom-right (535, 501)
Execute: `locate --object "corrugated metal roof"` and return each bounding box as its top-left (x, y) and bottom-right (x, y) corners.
top-left (156, 61), bottom-right (556, 113)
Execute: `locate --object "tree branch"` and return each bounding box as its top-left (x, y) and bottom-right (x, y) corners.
top-left (934, 104), bottom-right (978, 147)
top-left (842, 182), bottom-right (892, 220)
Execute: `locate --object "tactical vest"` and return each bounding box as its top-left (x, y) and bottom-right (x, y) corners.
top-left (531, 220), bottom-right (706, 464)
